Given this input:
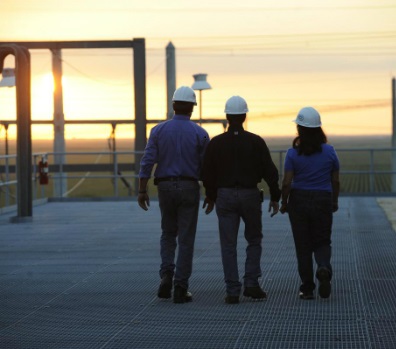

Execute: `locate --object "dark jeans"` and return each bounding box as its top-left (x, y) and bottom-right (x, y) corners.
top-left (157, 180), bottom-right (200, 290)
top-left (288, 189), bottom-right (333, 293)
top-left (215, 187), bottom-right (263, 296)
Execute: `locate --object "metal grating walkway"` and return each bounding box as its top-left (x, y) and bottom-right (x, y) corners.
top-left (1, 197), bottom-right (396, 349)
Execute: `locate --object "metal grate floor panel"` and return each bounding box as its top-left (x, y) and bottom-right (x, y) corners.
top-left (1, 197), bottom-right (396, 348)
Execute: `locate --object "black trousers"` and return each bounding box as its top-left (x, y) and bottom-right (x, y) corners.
top-left (288, 189), bottom-right (333, 292)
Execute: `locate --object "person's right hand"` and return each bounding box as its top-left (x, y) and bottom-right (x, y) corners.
top-left (280, 203), bottom-right (288, 214)
top-left (138, 193), bottom-right (150, 211)
top-left (202, 197), bottom-right (214, 214)
top-left (268, 201), bottom-right (279, 217)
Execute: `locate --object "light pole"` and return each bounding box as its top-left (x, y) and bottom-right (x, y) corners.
top-left (192, 73), bottom-right (211, 125)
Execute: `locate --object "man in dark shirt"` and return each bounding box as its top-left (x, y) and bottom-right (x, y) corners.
top-left (202, 95), bottom-right (281, 304)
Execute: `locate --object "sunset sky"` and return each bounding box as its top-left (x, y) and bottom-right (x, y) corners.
top-left (0, 0), bottom-right (395, 140)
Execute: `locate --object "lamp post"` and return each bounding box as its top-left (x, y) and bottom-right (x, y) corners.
top-left (192, 73), bottom-right (211, 125)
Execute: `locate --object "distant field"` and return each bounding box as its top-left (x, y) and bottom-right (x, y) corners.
top-left (2, 134), bottom-right (392, 153)
top-left (0, 135), bottom-right (394, 206)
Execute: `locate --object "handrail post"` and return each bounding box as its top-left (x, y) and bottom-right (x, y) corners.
top-left (32, 154), bottom-right (37, 200)
top-left (59, 153), bottom-right (64, 197)
top-left (5, 155), bottom-right (10, 206)
top-left (369, 149), bottom-right (375, 193)
top-left (114, 152), bottom-right (118, 197)
top-left (278, 151), bottom-right (284, 183)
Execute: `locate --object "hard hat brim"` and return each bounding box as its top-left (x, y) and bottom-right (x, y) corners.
top-left (293, 119), bottom-right (322, 128)
top-left (173, 100), bottom-right (197, 106)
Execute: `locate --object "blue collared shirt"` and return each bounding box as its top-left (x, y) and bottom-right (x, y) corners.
top-left (284, 143), bottom-right (340, 191)
top-left (139, 114), bottom-right (210, 180)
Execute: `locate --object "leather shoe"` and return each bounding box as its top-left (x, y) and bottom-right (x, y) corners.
top-left (157, 272), bottom-right (173, 299)
top-left (317, 267), bottom-right (331, 299)
top-left (173, 285), bottom-right (193, 303)
top-left (225, 295), bottom-right (239, 304)
top-left (243, 286), bottom-right (267, 299)
top-left (299, 291), bottom-right (314, 300)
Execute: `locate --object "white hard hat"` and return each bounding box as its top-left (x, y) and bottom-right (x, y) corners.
top-left (293, 107), bottom-right (322, 128)
top-left (224, 96), bottom-right (249, 115)
top-left (172, 86), bottom-right (197, 105)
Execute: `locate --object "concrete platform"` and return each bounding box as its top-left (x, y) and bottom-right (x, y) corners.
top-left (1, 197), bottom-right (396, 349)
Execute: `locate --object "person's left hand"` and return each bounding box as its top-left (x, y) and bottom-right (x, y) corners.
top-left (138, 193), bottom-right (150, 211)
top-left (268, 201), bottom-right (279, 217)
top-left (202, 197), bottom-right (215, 214)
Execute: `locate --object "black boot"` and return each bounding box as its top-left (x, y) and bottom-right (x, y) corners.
top-left (173, 285), bottom-right (193, 303)
top-left (243, 286), bottom-right (267, 300)
top-left (157, 272), bottom-right (173, 299)
top-left (317, 267), bottom-right (331, 299)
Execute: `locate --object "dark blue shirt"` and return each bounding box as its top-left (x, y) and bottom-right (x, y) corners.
top-left (139, 114), bottom-right (210, 180)
top-left (284, 143), bottom-right (340, 191)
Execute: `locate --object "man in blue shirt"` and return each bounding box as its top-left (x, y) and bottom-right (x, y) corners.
top-left (138, 86), bottom-right (210, 303)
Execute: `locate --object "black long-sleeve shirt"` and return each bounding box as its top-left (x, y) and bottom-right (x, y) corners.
top-left (202, 125), bottom-right (281, 202)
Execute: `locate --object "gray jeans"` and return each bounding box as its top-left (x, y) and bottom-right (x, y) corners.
top-left (157, 180), bottom-right (200, 289)
top-left (215, 187), bottom-right (263, 296)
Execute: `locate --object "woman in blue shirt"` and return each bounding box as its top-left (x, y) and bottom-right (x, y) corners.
top-left (280, 107), bottom-right (340, 300)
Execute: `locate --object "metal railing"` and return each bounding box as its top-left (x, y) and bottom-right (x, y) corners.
top-left (273, 147), bottom-right (396, 194)
top-left (1, 148), bottom-right (396, 210)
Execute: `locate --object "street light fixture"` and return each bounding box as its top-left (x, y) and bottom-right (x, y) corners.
top-left (192, 73), bottom-right (211, 125)
top-left (0, 68), bottom-right (16, 87)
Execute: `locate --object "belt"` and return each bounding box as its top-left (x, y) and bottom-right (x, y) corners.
top-left (221, 185), bottom-right (256, 189)
top-left (154, 176), bottom-right (197, 185)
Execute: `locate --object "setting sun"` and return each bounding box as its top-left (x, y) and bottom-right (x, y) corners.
top-left (0, 1), bottom-right (395, 142)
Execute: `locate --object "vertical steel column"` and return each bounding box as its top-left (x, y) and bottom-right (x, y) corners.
top-left (392, 78), bottom-right (396, 192)
top-left (166, 42), bottom-right (176, 120)
top-left (0, 45), bottom-right (32, 222)
top-left (133, 39), bottom-right (147, 195)
top-left (17, 47), bottom-right (32, 220)
top-left (4, 123), bottom-right (10, 206)
top-left (51, 48), bottom-right (67, 197)
top-left (110, 122), bottom-right (118, 196)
